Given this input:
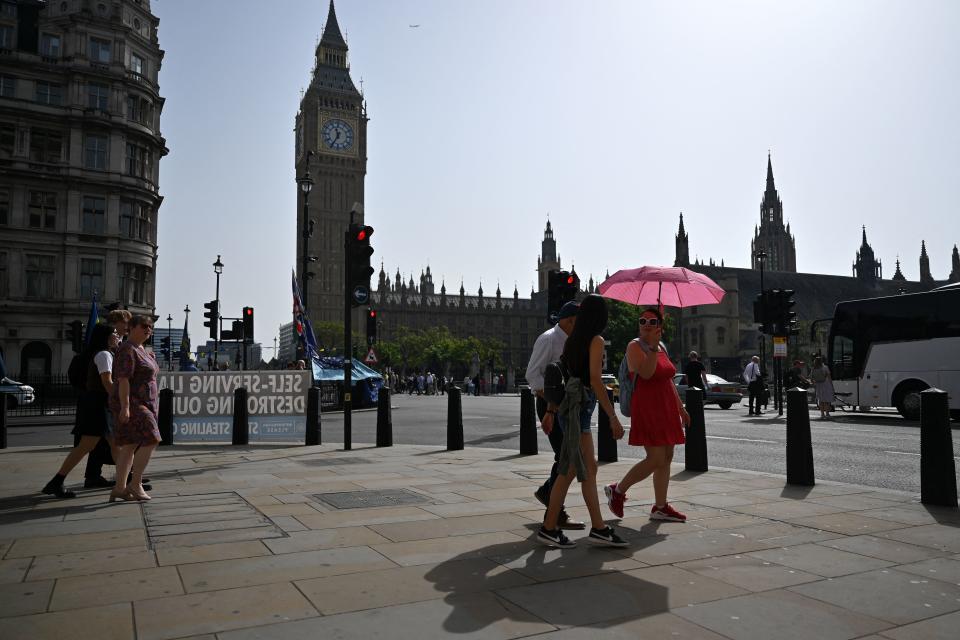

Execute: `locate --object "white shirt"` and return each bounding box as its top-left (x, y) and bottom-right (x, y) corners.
top-left (525, 324), bottom-right (569, 392)
top-left (94, 350), bottom-right (113, 374)
top-left (743, 361), bottom-right (761, 383)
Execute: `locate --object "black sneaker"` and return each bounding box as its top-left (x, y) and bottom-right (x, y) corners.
top-left (558, 510), bottom-right (586, 530)
top-left (588, 526), bottom-right (628, 547)
top-left (537, 526), bottom-right (576, 548)
top-left (534, 486), bottom-right (550, 507)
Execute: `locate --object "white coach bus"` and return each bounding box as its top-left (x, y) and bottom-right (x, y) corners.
top-left (827, 285), bottom-right (960, 420)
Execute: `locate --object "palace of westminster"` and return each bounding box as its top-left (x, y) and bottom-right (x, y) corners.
top-left (2, 1), bottom-right (958, 378)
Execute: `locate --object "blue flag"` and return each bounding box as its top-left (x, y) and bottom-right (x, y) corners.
top-left (292, 270), bottom-right (318, 359)
top-left (83, 293), bottom-right (99, 345)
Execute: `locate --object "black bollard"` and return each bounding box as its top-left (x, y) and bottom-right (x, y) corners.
top-left (519, 387), bottom-right (538, 455)
top-left (786, 387), bottom-right (815, 485)
top-left (597, 388), bottom-right (618, 462)
top-left (920, 388), bottom-right (957, 507)
top-left (305, 386), bottom-right (321, 446)
top-left (232, 387), bottom-right (249, 446)
top-left (684, 388), bottom-right (708, 472)
top-left (447, 384), bottom-right (464, 451)
top-left (376, 386), bottom-right (393, 447)
top-left (0, 393), bottom-right (7, 449)
top-left (158, 388), bottom-right (174, 446)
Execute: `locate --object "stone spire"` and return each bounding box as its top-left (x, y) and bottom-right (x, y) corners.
top-left (319, 0), bottom-right (347, 49)
top-left (752, 152), bottom-right (797, 272)
top-left (950, 245), bottom-right (960, 283)
top-left (853, 225), bottom-right (881, 283)
top-left (892, 257), bottom-right (906, 282)
top-left (920, 241), bottom-right (934, 286)
top-left (674, 212), bottom-right (690, 267)
top-left (513, 283), bottom-right (519, 299)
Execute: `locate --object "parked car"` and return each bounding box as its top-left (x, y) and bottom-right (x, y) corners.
top-left (0, 377), bottom-right (36, 409)
top-left (601, 374), bottom-right (620, 402)
top-left (673, 373), bottom-right (743, 409)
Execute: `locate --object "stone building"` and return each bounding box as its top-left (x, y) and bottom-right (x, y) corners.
top-left (0, 0), bottom-right (166, 376)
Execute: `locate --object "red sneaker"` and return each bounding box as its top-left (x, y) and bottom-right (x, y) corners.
top-left (604, 483), bottom-right (626, 518)
top-left (650, 503), bottom-right (687, 522)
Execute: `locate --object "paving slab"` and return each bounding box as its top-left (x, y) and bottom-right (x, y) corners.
top-left (0, 579), bottom-right (55, 617)
top-left (749, 543), bottom-right (895, 578)
top-left (878, 610), bottom-right (960, 639)
top-left (50, 565), bottom-right (183, 611)
top-left (0, 602), bottom-right (134, 640)
top-left (262, 526), bottom-right (391, 553)
top-left (675, 553), bottom-right (822, 591)
top-left (155, 540), bottom-right (271, 566)
top-left (369, 513), bottom-right (533, 543)
top-left (372, 531), bottom-right (529, 567)
top-left (529, 611), bottom-right (729, 638)
top-left (26, 545), bottom-right (157, 581)
top-left (0, 557), bottom-right (32, 584)
top-left (6, 528), bottom-right (146, 558)
top-left (875, 523), bottom-right (960, 554)
top-left (816, 534), bottom-right (948, 564)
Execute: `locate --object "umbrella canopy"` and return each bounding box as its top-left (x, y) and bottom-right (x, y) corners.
top-left (598, 266), bottom-right (726, 308)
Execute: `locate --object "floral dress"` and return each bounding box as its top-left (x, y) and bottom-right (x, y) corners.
top-left (110, 342), bottom-right (161, 446)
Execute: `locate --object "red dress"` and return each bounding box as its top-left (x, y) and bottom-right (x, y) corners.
top-left (629, 350), bottom-right (685, 446)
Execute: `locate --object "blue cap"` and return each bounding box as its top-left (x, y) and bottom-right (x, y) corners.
top-left (557, 301), bottom-right (579, 319)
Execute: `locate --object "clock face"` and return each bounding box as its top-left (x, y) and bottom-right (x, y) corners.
top-left (321, 119), bottom-right (354, 151)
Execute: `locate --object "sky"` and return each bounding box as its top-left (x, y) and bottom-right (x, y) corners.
top-left (152, 0), bottom-right (960, 354)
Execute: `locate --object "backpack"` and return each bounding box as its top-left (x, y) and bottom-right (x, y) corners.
top-left (543, 360), bottom-right (569, 406)
top-left (67, 353), bottom-right (88, 390)
top-left (618, 349), bottom-right (634, 417)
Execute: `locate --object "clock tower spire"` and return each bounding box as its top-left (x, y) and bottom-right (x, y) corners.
top-left (295, 0), bottom-right (368, 323)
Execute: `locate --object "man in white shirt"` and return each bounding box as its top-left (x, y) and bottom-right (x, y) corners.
top-left (525, 301), bottom-right (584, 530)
top-left (743, 355), bottom-right (764, 415)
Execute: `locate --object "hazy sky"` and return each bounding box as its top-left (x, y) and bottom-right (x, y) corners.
top-left (152, 0), bottom-right (960, 352)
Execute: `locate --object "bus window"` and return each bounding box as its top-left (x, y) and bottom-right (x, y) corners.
top-left (832, 335), bottom-right (855, 379)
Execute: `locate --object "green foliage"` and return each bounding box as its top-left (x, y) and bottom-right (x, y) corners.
top-left (377, 325), bottom-right (506, 373)
top-left (603, 300), bottom-right (676, 372)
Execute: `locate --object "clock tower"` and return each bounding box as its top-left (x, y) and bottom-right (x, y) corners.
top-left (295, 0), bottom-right (368, 323)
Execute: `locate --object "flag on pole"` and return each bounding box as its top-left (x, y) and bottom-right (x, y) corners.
top-left (83, 293), bottom-right (99, 345)
top-left (292, 270), bottom-right (318, 358)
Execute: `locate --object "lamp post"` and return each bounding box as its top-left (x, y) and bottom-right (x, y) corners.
top-left (296, 151), bottom-right (316, 311)
top-left (166, 314), bottom-right (173, 371)
top-left (213, 255), bottom-right (223, 368)
top-left (755, 250), bottom-right (767, 376)
top-left (183, 304), bottom-right (190, 367)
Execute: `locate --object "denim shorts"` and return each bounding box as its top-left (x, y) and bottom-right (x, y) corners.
top-left (558, 390), bottom-right (597, 433)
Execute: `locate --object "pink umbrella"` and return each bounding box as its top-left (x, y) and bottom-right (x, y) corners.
top-left (598, 266), bottom-right (726, 308)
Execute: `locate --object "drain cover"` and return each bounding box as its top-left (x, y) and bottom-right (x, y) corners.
top-left (313, 488), bottom-right (430, 509)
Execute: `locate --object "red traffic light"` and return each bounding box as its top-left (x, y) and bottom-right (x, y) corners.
top-left (369, 310), bottom-right (376, 318)
top-left (566, 275), bottom-right (575, 284)
top-left (245, 308), bottom-right (252, 316)
top-left (357, 229), bottom-right (367, 241)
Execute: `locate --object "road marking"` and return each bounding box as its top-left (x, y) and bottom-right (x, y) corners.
top-left (706, 435), bottom-right (777, 444)
top-left (885, 451), bottom-right (960, 460)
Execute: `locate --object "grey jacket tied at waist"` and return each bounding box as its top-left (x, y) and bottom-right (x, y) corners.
top-left (557, 376), bottom-right (587, 482)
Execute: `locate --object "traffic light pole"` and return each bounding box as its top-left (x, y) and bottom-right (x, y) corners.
top-left (343, 215), bottom-right (354, 451)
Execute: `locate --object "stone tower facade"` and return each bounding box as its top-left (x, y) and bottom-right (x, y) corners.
top-left (751, 153), bottom-right (797, 272)
top-left (295, 0), bottom-right (368, 323)
top-left (950, 245), bottom-right (960, 283)
top-left (919, 240), bottom-right (934, 287)
top-left (537, 220), bottom-right (561, 292)
top-left (675, 213), bottom-right (690, 267)
top-left (853, 226), bottom-right (882, 283)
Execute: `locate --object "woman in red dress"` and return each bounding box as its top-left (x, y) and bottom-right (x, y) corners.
top-left (605, 307), bottom-right (690, 522)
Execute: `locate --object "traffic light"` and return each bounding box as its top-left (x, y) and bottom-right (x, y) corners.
top-left (778, 289), bottom-right (798, 336)
top-left (203, 300), bottom-right (219, 339)
top-left (66, 320), bottom-right (84, 353)
top-left (366, 308), bottom-right (377, 345)
top-left (547, 270), bottom-right (580, 324)
top-left (159, 336), bottom-right (171, 360)
top-left (242, 306), bottom-right (254, 344)
top-left (346, 223), bottom-right (374, 307)
top-left (753, 290), bottom-right (775, 334)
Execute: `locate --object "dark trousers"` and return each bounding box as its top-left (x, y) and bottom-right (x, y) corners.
top-left (84, 437), bottom-right (114, 479)
top-left (536, 396), bottom-right (565, 497)
top-left (748, 380), bottom-right (763, 414)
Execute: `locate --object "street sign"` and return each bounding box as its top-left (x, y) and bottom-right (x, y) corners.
top-left (364, 346), bottom-right (378, 365)
top-left (352, 285), bottom-right (369, 306)
top-left (773, 336), bottom-right (787, 358)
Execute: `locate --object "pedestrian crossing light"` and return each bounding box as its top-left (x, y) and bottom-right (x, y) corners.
top-left (242, 306), bottom-right (254, 344)
top-left (203, 300), bottom-right (219, 339)
top-left (346, 224), bottom-right (375, 307)
top-left (159, 336), bottom-right (171, 361)
top-left (547, 270), bottom-right (579, 324)
top-left (779, 289), bottom-right (798, 336)
top-left (66, 320), bottom-right (84, 353)
top-left (366, 308), bottom-right (377, 345)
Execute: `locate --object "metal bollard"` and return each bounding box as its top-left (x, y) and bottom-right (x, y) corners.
top-left (0, 392), bottom-right (7, 449)
top-left (305, 387), bottom-right (321, 446)
top-left (920, 388), bottom-right (957, 507)
top-left (232, 387), bottom-right (249, 446)
top-left (447, 384), bottom-right (464, 451)
top-left (597, 388), bottom-right (618, 463)
top-left (786, 387), bottom-right (815, 485)
top-left (684, 388), bottom-right (707, 472)
top-left (158, 388), bottom-right (174, 446)
top-left (376, 386), bottom-right (393, 447)
top-left (519, 387), bottom-right (538, 455)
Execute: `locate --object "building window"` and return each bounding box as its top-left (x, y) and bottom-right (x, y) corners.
top-left (119, 262), bottom-right (150, 305)
top-left (126, 94), bottom-right (151, 124)
top-left (89, 37), bottom-right (111, 63)
top-left (0, 2), bottom-right (16, 18)
top-left (35, 81), bottom-right (63, 106)
top-left (25, 254), bottom-right (56, 298)
top-left (84, 134), bottom-right (108, 169)
top-left (0, 122), bottom-right (14, 156)
top-left (716, 327), bottom-right (726, 346)
top-left (125, 142), bottom-right (152, 178)
top-left (80, 258), bottom-right (103, 299)
top-left (40, 33), bottom-right (61, 57)
top-left (0, 251), bottom-right (7, 298)
top-left (82, 196), bottom-right (105, 234)
top-left (0, 74), bottom-right (14, 98)
top-left (0, 189), bottom-right (8, 225)
top-left (120, 200), bottom-right (153, 242)
top-left (28, 191), bottom-right (57, 229)
top-left (0, 25), bottom-right (13, 50)
top-left (130, 52), bottom-right (144, 76)
top-left (29, 128), bottom-right (62, 163)
top-left (138, 205), bottom-right (153, 242)
top-left (88, 82), bottom-right (109, 110)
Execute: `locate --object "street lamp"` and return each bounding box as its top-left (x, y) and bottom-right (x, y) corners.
top-left (166, 313), bottom-right (173, 371)
top-left (213, 255), bottom-right (223, 368)
top-left (183, 304), bottom-right (190, 366)
top-left (754, 249), bottom-right (767, 376)
top-left (296, 151), bottom-right (316, 312)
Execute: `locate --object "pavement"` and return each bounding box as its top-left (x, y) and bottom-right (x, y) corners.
top-left (1, 442), bottom-right (959, 640)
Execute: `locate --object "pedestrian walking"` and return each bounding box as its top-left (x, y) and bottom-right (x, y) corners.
top-left (744, 355), bottom-right (763, 415)
top-left (683, 351), bottom-right (708, 390)
top-left (539, 294), bottom-right (627, 548)
top-left (605, 307), bottom-right (690, 523)
top-left (109, 315), bottom-right (161, 502)
top-left (810, 356), bottom-right (834, 419)
top-left (40, 324), bottom-right (119, 499)
top-left (525, 301), bottom-right (584, 532)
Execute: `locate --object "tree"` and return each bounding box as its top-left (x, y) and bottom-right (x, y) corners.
top-left (603, 300), bottom-right (676, 372)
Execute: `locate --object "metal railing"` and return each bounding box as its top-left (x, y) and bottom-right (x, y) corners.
top-left (4, 374), bottom-right (77, 417)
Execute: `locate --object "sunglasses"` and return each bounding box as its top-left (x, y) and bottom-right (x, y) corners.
top-left (638, 318), bottom-right (661, 327)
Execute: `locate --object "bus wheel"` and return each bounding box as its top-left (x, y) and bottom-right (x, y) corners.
top-left (894, 380), bottom-right (927, 421)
